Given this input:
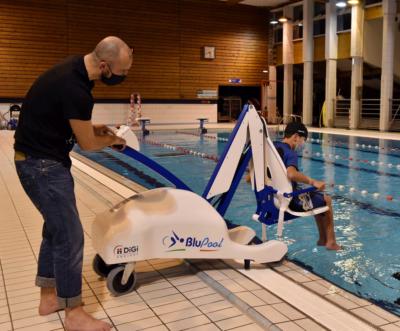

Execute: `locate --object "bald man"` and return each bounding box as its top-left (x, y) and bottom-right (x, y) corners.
top-left (14, 36), bottom-right (132, 331)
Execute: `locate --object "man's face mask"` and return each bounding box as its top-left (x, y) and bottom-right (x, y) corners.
top-left (295, 136), bottom-right (306, 152)
top-left (101, 63), bottom-right (126, 86)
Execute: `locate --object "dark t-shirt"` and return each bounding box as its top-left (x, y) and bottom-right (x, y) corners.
top-left (14, 55), bottom-right (94, 167)
top-left (274, 141), bottom-right (299, 189)
top-left (274, 141), bottom-right (298, 170)
top-left (274, 141), bottom-right (325, 212)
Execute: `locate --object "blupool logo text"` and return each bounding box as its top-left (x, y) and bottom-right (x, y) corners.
top-left (162, 231), bottom-right (223, 252)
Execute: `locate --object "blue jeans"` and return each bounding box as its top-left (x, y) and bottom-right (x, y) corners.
top-left (15, 154), bottom-right (83, 308)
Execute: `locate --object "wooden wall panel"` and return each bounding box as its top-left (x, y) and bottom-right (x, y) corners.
top-left (293, 40), bottom-right (303, 64)
top-left (66, 0), bottom-right (181, 99)
top-left (0, 0), bottom-right (68, 97)
top-left (365, 5), bottom-right (382, 20)
top-left (338, 32), bottom-right (351, 59)
top-left (313, 36), bottom-right (325, 62)
top-left (0, 0), bottom-right (268, 100)
top-left (179, 1), bottom-right (268, 98)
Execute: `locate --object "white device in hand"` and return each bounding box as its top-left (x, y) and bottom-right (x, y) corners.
top-left (115, 125), bottom-right (140, 151)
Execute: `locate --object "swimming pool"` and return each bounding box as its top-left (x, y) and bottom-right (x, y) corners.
top-left (75, 129), bottom-right (400, 316)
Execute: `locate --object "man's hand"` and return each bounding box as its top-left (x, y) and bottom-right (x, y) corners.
top-left (93, 125), bottom-right (127, 151)
top-left (93, 125), bottom-right (115, 137)
top-left (311, 179), bottom-right (325, 191)
top-left (111, 136), bottom-right (127, 151)
top-left (70, 120), bottom-right (125, 151)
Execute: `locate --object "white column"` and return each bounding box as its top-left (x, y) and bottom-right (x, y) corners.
top-left (267, 65), bottom-right (277, 123)
top-left (349, 4), bottom-right (364, 129)
top-left (283, 7), bottom-right (294, 124)
top-left (325, 0), bottom-right (338, 128)
top-left (303, 0), bottom-right (314, 126)
top-left (379, 0), bottom-right (397, 132)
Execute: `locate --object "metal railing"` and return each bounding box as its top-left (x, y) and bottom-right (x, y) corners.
top-left (334, 98), bottom-right (350, 128)
top-left (390, 99), bottom-right (400, 130)
top-left (334, 98), bottom-right (400, 130)
top-left (361, 99), bottom-right (380, 119)
top-left (391, 99), bottom-right (400, 119)
top-left (335, 98), bottom-right (350, 117)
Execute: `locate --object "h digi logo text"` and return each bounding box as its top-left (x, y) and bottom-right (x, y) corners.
top-left (113, 245), bottom-right (139, 258)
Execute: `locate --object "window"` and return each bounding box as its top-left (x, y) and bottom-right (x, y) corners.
top-left (313, 19), bottom-right (325, 35)
top-left (293, 25), bottom-right (303, 40)
top-left (274, 28), bottom-right (283, 43)
top-left (293, 6), bottom-right (303, 21)
top-left (314, 2), bottom-right (325, 17)
top-left (337, 12), bottom-right (351, 32)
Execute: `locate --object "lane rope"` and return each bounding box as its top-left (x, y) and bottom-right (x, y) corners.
top-left (139, 137), bottom-right (397, 203)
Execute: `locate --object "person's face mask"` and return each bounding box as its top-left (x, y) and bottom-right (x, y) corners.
top-left (101, 63), bottom-right (126, 86)
top-left (295, 136), bottom-right (306, 152)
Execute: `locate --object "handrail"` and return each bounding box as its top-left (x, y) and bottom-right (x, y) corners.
top-left (335, 98), bottom-right (350, 117)
top-left (334, 98), bottom-right (400, 129)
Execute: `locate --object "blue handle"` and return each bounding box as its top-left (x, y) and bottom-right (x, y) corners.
top-left (283, 186), bottom-right (318, 198)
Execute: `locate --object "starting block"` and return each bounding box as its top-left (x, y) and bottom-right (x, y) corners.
top-left (197, 118), bottom-right (208, 134)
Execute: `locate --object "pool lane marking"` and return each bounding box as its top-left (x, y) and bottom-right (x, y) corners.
top-left (139, 137), bottom-right (400, 201)
top-left (175, 130), bottom-right (400, 158)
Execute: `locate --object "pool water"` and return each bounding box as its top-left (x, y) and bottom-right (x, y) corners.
top-left (76, 130), bottom-right (400, 315)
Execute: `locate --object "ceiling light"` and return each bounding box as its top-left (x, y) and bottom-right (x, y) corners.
top-left (298, 23), bottom-right (303, 27)
top-left (270, 19), bottom-right (278, 25)
top-left (262, 70), bottom-right (268, 73)
top-left (278, 16), bottom-right (288, 23)
top-left (347, 0), bottom-right (359, 4)
top-left (336, 1), bottom-right (347, 7)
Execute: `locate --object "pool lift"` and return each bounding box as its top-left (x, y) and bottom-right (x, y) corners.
top-left (92, 104), bottom-right (328, 296)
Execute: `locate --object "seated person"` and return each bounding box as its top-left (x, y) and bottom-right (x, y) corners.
top-left (275, 122), bottom-right (341, 250)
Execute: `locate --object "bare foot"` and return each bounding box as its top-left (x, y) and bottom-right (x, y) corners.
top-left (64, 306), bottom-right (111, 331)
top-left (317, 240), bottom-right (326, 246)
top-left (326, 242), bottom-right (342, 251)
top-left (39, 287), bottom-right (60, 316)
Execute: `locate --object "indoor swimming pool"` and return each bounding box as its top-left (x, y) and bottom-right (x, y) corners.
top-left (76, 129), bottom-right (400, 316)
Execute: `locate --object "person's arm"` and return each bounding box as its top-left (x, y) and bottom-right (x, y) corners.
top-left (287, 166), bottom-right (325, 191)
top-left (93, 124), bottom-right (116, 137)
top-left (69, 119), bottom-right (125, 151)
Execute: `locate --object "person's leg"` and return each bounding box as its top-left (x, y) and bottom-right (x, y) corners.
top-left (290, 193), bottom-right (327, 245)
top-left (39, 287), bottom-right (58, 315)
top-left (37, 224), bottom-right (59, 315)
top-left (16, 157), bottom-right (110, 330)
top-left (309, 192), bottom-right (340, 250)
top-left (15, 158), bottom-right (58, 315)
top-left (314, 213), bottom-right (327, 246)
top-left (317, 195), bottom-right (341, 250)
top-left (42, 160), bottom-right (110, 330)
